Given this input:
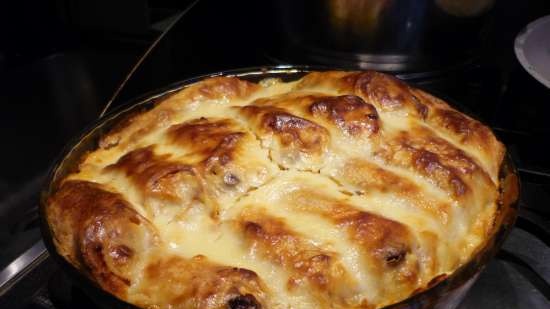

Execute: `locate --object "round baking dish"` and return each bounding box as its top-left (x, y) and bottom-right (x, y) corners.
top-left (39, 66), bottom-right (519, 309)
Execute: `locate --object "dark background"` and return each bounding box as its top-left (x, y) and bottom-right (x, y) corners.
top-left (0, 1), bottom-right (191, 195)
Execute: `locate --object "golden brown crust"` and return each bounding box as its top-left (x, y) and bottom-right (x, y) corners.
top-left (412, 88), bottom-right (505, 178)
top-left (309, 95), bottom-right (380, 136)
top-left (239, 104), bottom-right (330, 170)
top-left (46, 71), bottom-right (506, 309)
top-left (238, 211), bottom-right (357, 304)
top-left (167, 118), bottom-right (244, 159)
top-left (47, 180), bottom-right (159, 298)
top-left (288, 190), bottom-right (417, 273)
top-left (278, 186), bottom-right (425, 306)
top-left (107, 146), bottom-right (197, 203)
top-left (180, 76), bottom-right (260, 101)
top-left (135, 255), bottom-right (269, 309)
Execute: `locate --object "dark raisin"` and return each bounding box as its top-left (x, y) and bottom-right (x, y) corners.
top-left (384, 246), bottom-right (407, 266)
top-left (111, 245), bottom-right (133, 262)
top-left (227, 294), bottom-right (261, 309)
top-left (224, 173), bottom-right (240, 186)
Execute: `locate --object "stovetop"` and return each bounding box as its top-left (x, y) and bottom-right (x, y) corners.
top-left (1, 0), bottom-right (550, 308)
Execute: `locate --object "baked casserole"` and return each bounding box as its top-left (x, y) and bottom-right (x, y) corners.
top-left (45, 71), bottom-right (506, 309)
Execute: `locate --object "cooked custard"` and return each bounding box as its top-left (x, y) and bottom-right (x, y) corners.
top-left (46, 71), bottom-right (505, 309)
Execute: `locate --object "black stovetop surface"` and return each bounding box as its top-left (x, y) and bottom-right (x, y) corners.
top-left (1, 0), bottom-right (550, 308)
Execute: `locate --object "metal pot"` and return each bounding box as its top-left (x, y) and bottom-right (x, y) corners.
top-left (272, 0), bottom-right (497, 71)
top-left (39, 66), bottom-right (519, 309)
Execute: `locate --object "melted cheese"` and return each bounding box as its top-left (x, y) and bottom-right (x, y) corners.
top-left (47, 71), bottom-right (505, 309)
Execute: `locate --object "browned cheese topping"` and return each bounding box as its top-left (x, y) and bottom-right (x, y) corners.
top-left (46, 71), bottom-right (505, 309)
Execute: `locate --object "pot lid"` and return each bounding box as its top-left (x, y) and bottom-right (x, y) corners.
top-left (515, 15), bottom-right (550, 89)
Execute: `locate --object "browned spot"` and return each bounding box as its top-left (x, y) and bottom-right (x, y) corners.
top-left (382, 245), bottom-right (408, 266)
top-left (435, 109), bottom-right (477, 136)
top-left (340, 160), bottom-right (417, 194)
top-left (413, 88), bottom-right (505, 177)
top-left (129, 215), bottom-right (141, 225)
top-left (241, 219), bottom-right (308, 267)
top-left (411, 132), bottom-right (482, 175)
top-left (341, 72), bottom-right (368, 90)
top-left (228, 294), bottom-right (262, 309)
top-left (412, 149), bottom-right (468, 196)
top-left (295, 71), bottom-right (356, 93)
top-left (345, 71), bottom-right (430, 118)
top-left (265, 112), bottom-right (325, 150)
top-left (239, 214), bottom-right (351, 295)
top-left (203, 133), bottom-right (244, 169)
top-left (199, 77), bottom-right (258, 99)
top-left (99, 108), bottom-right (149, 149)
top-left (411, 94), bottom-right (429, 119)
top-left (138, 255), bottom-right (268, 309)
top-left (248, 92), bottom-right (322, 110)
top-left (338, 159), bottom-right (451, 223)
top-left (224, 172), bottom-right (240, 186)
top-left (109, 245), bottom-right (134, 265)
top-left (310, 95), bottom-right (379, 136)
top-left (289, 190), bottom-right (417, 275)
top-left (372, 129), bottom-right (496, 198)
top-left (336, 211), bottom-right (411, 268)
top-left (107, 146), bottom-right (197, 203)
top-left (167, 118), bottom-right (243, 159)
top-left (241, 105), bottom-right (329, 156)
top-left (196, 132), bottom-right (249, 208)
top-left (168, 117), bottom-right (274, 211)
top-left (127, 108), bottom-right (173, 145)
top-left (99, 105), bottom-right (175, 150)
top-left (431, 108), bottom-right (496, 149)
top-left (184, 76), bottom-right (260, 101)
top-left (80, 239), bottom-right (131, 290)
top-left (356, 72), bottom-right (407, 110)
top-left (287, 190), bottom-right (422, 302)
top-left (218, 267), bottom-right (260, 281)
top-left (47, 181), bottom-right (158, 298)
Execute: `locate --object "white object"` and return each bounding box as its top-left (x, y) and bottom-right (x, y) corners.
top-left (515, 15), bottom-right (550, 89)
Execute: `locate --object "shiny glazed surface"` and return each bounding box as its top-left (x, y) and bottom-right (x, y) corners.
top-left (41, 68), bottom-right (519, 309)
